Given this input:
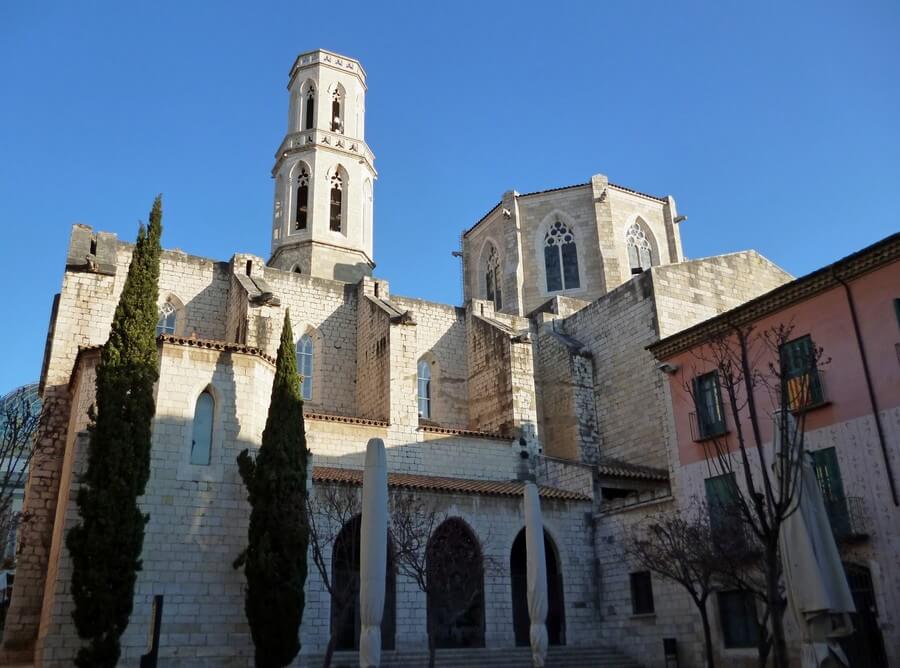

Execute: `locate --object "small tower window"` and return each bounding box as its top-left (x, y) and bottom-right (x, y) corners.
top-left (331, 89), bottom-right (344, 133)
top-left (297, 334), bottom-right (314, 401)
top-left (191, 391), bottom-right (214, 466)
top-left (329, 172), bottom-right (344, 233)
top-left (156, 302), bottom-right (177, 335)
top-left (626, 222), bottom-right (654, 275)
top-left (295, 167), bottom-right (310, 230)
top-left (543, 220), bottom-right (580, 292)
top-left (417, 359), bottom-right (432, 419)
top-left (304, 86), bottom-right (315, 130)
top-left (485, 246), bottom-right (502, 310)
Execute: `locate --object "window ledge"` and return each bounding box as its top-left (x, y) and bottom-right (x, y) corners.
top-left (693, 429), bottom-right (729, 444)
top-left (790, 400), bottom-right (831, 415)
top-left (630, 612), bottom-right (656, 620)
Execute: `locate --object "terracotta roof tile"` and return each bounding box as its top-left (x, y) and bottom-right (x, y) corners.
top-left (306, 412), bottom-right (389, 428)
top-left (157, 334), bottom-right (276, 364)
top-left (596, 458), bottom-right (669, 482)
top-left (312, 466), bottom-right (591, 501)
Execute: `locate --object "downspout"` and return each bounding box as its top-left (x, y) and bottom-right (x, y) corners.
top-left (834, 269), bottom-right (899, 506)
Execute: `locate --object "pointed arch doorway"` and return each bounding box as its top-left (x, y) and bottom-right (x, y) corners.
top-left (510, 528), bottom-right (566, 646)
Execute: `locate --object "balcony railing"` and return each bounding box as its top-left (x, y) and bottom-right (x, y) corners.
top-left (824, 495), bottom-right (870, 543)
top-left (690, 411), bottom-right (727, 442)
top-left (785, 369), bottom-right (828, 413)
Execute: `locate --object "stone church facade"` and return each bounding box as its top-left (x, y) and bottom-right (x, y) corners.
top-left (4, 50), bottom-right (800, 667)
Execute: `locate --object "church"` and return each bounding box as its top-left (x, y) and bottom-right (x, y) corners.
top-left (5, 49), bottom-right (816, 667)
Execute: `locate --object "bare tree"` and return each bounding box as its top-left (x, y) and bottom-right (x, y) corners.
top-left (306, 483), bottom-right (361, 668)
top-left (686, 322), bottom-right (827, 668)
top-left (621, 503), bottom-right (721, 668)
top-left (0, 385), bottom-right (41, 568)
top-left (390, 490), bottom-right (492, 668)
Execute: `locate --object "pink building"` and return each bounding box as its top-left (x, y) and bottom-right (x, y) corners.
top-left (650, 233), bottom-right (899, 667)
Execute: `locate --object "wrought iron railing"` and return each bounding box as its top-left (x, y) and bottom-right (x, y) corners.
top-left (824, 495), bottom-right (870, 543)
top-left (785, 369), bottom-right (828, 413)
top-left (689, 411), bottom-right (727, 442)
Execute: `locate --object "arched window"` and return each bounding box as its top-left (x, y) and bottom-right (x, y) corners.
top-left (626, 222), bottom-right (654, 275)
top-left (544, 220), bottom-right (580, 292)
top-left (297, 334), bottom-right (313, 401)
top-left (485, 245), bottom-right (502, 310)
top-left (191, 391), bottom-right (214, 465)
top-left (294, 167), bottom-right (310, 230)
top-left (331, 88), bottom-right (343, 133)
top-left (417, 359), bottom-right (432, 419)
top-left (304, 86), bottom-right (315, 130)
top-left (156, 302), bottom-right (177, 335)
top-left (329, 172), bottom-right (344, 233)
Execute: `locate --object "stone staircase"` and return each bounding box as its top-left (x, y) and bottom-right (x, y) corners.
top-left (304, 645), bottom-right (641, 667)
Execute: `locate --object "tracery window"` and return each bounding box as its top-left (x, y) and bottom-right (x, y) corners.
top-left (329, 172), bottom-right (344, 232)
top-left (331, 89), bottom-right (344, 133)
top-left (626, 222), bottom-right (653, 275)
top-left (294, 167), bottom-right (310, 230)
top-left (485, 246), bottom-right (502, 310)
top-left (304, 87), bottom-right (315, 130)
top-left (297, 334), bottom-right (314, 401)
top-left (156, 302), bottom-right (176, 335)
top-left (417, 359), bottom-right (431, 419)
top-left (191, 391), bottom-right (214, 465)
top-left (543, 220), bottom-right (580, 292)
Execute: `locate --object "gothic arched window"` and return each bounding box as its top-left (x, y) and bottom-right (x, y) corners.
top-left (331, 89), bottom-right (344, 133)
top-left (417, 359), bottom-right (432, 419)
top-left (626, 222), bottom-right (654, 275)
top-left (304, 86), bottom-right (315, 130)
top-left (156, 302), bottom-right (177, 335)
top-left (329, 172), bottom-right (344, 233)
top-left (191, 390), bottom-right (214, 465)
top-left (485, 246), bottom-right (502, 310)
top-left (544, 220), bottom-right (580, 292)
top-left (297, 334), bottom-right (314, 401)
top-left (294, 167), bottom-right (310, 231)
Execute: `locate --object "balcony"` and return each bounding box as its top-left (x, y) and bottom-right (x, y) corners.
top-left (689, 411), bottom-right (727, 442)
top-left (785, 369), bottom-right (829, 413)
top-left (824, 495), bottom-right (870, 544)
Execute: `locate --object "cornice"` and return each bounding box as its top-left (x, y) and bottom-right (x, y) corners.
top-left (272, 130), bottom-right (376, 176)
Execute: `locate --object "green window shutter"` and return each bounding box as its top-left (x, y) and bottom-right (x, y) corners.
top-left (811, 448), bottom-right (850, 537)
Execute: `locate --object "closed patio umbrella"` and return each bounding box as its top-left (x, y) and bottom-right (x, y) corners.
top-left (780, 437), bottom-right (855, 667)
top-left (524, 482), bottom-right (548, 668)
top-left (359, 438), bottom-right (388, 668)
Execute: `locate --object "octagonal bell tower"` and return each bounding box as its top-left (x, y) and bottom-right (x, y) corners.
top-left (269, 49), bottom-right (376, 282)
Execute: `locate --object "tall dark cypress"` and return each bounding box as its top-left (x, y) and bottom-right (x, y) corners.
top-left (236, 310), bottom-right (310, 667)
top-left (66, 195), bottom-right (163, 667)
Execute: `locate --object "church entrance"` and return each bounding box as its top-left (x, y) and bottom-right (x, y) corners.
top-left (838, 562), bottom-right (887, 667)
top-left (510, 528), bottom-right (566, 646)
top-left (331, 515), bottom-right (396, 651)
top-left (426, 518), bottom-right (486, 648)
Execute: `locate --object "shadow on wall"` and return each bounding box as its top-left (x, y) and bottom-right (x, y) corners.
top-left (333, 262), bottom-right (373, 283)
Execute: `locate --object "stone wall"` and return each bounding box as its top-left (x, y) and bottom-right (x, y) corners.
top-left (390, 296), bottom-right (468, 430)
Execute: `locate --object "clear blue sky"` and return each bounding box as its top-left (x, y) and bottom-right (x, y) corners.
top-left (1, 1), bottom-right (898, 392)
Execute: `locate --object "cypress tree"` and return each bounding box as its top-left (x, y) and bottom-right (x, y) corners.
top-left (236, 310), bottom-right (310, 667)
top-left (66, 195), bottom-right (164, 667)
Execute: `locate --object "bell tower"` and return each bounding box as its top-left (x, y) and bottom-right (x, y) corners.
top-left (269, 49), bottom-right (376, 282)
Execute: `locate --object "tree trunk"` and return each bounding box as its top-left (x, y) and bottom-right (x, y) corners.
top-left (699, 603), bottom-right (716, 668)
top-left (321, 632), bottom-right (337, 668)
top-left (427, 623), bottom-right (436, 668)
top-left (766, 549), bottom-right (788, 668)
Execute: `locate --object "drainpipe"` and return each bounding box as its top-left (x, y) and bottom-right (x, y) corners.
top-left (834, 269), bottom-right (899, 506)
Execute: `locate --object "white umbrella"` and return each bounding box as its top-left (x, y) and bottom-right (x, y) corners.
top-left (359, 438), bottom-right (388, 668)
top-left (524, 482), bottom-right (548, 668)
top-left (778, 417), bottom-right (855, 667)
